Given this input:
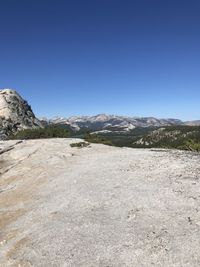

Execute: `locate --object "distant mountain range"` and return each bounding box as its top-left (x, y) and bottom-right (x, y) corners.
top-left (0, 88), bottom-right (199, 139)
top-left (184, 120), bottom-right (200, 126)
top-left (42, 114), bottom-right (199, 133)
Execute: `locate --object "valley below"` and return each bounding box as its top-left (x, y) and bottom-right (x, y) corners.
top-left (1, 138), bottom-right (200, 266)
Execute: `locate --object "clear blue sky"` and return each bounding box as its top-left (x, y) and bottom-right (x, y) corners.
top-left (0, 0), bottom-right (200, 120)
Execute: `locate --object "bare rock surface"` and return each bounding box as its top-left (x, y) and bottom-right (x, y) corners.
top-left (0, 139), bottom-right (200, 266)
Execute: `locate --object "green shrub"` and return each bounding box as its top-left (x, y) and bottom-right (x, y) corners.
top-left (179, 140), bottom-right (200, 152)
top-left (70, 142), bottom-right (90, 148)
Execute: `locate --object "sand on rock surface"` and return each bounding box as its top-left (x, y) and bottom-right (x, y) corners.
top-left (0, 138), bottom-right (200, 267)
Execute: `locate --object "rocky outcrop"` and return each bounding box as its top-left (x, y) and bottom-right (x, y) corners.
top-left (0, 89), bottom-right (42, 139)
